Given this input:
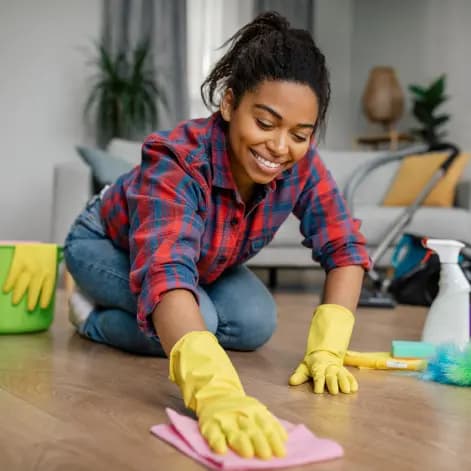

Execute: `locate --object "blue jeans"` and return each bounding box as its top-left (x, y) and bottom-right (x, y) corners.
top-left (64, 197), bottom-right (277, 357)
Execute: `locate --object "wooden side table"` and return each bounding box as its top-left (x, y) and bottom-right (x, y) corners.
top-left (356, 131), bottom-right (414, 150)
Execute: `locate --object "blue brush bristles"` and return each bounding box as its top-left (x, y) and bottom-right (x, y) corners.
top-left (422, 343), bottom-right (471, 386)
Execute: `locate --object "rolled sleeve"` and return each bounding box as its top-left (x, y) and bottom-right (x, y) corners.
top-left (294, 150), bottom-right (372, 272)
top-left (127, 138), bottom-right (207, 336)
top-left (138, 261), bottom-right (200, 336)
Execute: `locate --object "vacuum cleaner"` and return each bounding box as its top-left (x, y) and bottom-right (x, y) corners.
top-left (344, 142), bottom-right (461, 308)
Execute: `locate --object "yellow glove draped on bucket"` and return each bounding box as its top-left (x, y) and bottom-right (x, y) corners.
top-left (169, 331), bottom-right (288, 459)
top-left (289, 304), bottom-right (358, 395)
top-left (2, 243), bottom-right (58, 311)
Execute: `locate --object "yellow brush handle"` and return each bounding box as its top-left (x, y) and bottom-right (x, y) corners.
top-left (345, 351), bottom-right (426, 371)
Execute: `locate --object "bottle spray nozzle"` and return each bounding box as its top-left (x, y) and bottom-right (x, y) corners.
top-left (421, 238), bottom-right (470, 348)
top-left (424, 238), bottom-right (464, 264)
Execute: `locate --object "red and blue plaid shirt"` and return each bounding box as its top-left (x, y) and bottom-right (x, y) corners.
top-left (101, 112), bottom-right (371, 335)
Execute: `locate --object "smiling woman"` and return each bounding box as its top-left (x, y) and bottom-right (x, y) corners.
top-left (63, 11), bottom-right (371, 461)
top-left (220, 81), bottom-right (318, 202)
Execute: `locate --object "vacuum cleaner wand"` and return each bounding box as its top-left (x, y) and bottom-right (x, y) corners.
top-left (359, 143), bottom-right (460, 306)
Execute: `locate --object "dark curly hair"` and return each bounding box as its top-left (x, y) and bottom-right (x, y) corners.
top-left (201, 11), bottom-right (330, 135)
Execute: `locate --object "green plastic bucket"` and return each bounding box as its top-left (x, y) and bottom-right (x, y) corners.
top-left (0, 244), bottom-right (63, 334)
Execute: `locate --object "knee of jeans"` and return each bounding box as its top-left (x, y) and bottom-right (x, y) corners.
top-left (197, 288), bottom-right (218, 334)
top-left (204, 314), bottom-right (218, 334)
top-left (63, 240), bottom-right (100, 300)
top-left (88, 309), bottom-right (166, 357)
top-left (221, 295), bottom-right (277, 351)
top-left (63, 242), bottom-right (79, 279)
top-left (64, 239), bottom-right (89, 281)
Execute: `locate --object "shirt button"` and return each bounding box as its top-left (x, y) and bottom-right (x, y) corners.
top-left (230, 217), bottom-right (239, 226)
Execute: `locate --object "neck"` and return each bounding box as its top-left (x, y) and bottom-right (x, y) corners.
top-left (228, 148), bottom-right (255, 205)
top-left (238, 184), bottom-right (256, 206)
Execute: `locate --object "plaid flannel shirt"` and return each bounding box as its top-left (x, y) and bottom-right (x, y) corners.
top-left (101, 112), bottom-right (371, 335)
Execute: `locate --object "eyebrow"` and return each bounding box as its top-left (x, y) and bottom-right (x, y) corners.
top-left (254, 104), bottom-right (315, 129)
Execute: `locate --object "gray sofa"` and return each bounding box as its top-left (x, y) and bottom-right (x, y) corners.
top-left (248, 148), bottom-right (471, 276)
top-left (51, 139), bottom-right (143, 246)
top-left (51, 140), bottom-right (471, 286)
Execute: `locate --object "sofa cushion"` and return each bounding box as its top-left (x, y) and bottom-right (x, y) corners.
top-left (107, 138), bottom-right (142, 165)
top-left (355, 205), bottom-right (471, 246)
top-left (383, 152), bottom-right (471, 207)
top-left (319, 149), bottom-right (398, 205)
top-left (76, 146), bottom-right (134, 191)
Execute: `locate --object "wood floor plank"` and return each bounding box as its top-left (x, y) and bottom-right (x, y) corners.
top-left (0, 289), bottom-right (470, 470)
top-left (0, 388), bottom-right (158, 471)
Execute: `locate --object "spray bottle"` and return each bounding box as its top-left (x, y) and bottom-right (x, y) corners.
top-left (421, 239), bottom-right (470, 349)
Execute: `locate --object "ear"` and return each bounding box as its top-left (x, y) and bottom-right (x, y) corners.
top-left (220, 89), bottom-right (235, 122)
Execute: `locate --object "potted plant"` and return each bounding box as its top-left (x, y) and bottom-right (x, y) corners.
top-left (409, 75), bottom-right (450, 146)
top-left (84, 39), bottom-right (167, 147)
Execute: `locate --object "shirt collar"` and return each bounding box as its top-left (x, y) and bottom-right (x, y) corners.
top-left (209, 111), bottom-right (294, 192)
top-left (210, 112), bottom-right (237, 190)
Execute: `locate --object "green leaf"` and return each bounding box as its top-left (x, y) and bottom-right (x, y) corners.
top-left (409, 84), bottom-right (427, 97)
top-left (413, 102), bottom-right (434, 124)
top-left (428, 75), bottom-right (446, 98)
top-left (432, 114), bottom-right (450, 127)
top-left (83, 39), bottom-right (167, 143)
top-left (427, 94), bottom-right (448, 110)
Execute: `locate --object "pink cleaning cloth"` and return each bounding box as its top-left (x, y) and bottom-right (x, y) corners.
top-left (150, 408), bottom-right (343, 470)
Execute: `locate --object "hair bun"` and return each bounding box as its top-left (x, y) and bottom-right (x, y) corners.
top-left (252, 11), bottom-right (290, 32)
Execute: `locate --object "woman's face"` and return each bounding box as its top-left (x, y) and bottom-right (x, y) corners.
top-left (220, 80), bottom-right (319, 201)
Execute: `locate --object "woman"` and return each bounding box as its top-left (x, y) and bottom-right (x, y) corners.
top-left (65, 12), bottom-right (371, 460)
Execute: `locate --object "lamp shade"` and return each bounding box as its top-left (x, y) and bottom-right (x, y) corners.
top-left (362, 67), bottom-right (404, 127)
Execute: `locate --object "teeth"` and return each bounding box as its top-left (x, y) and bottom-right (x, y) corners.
top-left (253, 151), bottom-right (281, 169)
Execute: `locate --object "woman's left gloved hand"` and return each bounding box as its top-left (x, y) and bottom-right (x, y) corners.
top-left (288, 304), bottom-right (359, 395)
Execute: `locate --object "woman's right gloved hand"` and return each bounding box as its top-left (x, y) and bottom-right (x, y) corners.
top-left (169, 331), bottom-right (288, 459)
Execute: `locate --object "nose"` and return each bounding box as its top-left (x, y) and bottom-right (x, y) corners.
top-left (267, 130), bottom-right (288, 155)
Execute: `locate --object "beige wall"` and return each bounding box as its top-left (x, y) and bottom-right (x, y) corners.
top-left (315, 0), bottom-right (471, 152)
top-left (314, 0), bottom-right (355, 150)
top-left (0, 0), bottom-right (100, 241)
top-left (350, 0), bottom-right (471, 150)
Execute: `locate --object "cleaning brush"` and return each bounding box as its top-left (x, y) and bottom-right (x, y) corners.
top-left (422, 343), bottom-right (471, 386)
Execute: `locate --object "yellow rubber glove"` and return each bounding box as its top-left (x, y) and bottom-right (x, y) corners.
top-left (2, 243), bottom-right (58, 311)
top-left (169, 331), bottom-right (288, 459)
top-left (289, 304), bottom-right (358, 395)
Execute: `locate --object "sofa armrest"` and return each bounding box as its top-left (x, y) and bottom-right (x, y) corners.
top-left (455, 180), bottom-right (471, 210)
top-left (50, 161), bottom-right (92, 244)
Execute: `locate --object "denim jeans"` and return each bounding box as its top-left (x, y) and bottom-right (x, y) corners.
top-left (64, 196), bottom-right (277, 357)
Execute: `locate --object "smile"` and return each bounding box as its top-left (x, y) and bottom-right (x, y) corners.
top-left (250, 149), bottom-right (284, 169)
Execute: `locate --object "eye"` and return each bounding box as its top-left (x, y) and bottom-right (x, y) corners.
top-left (292, 134), bottom-right (308, 143)
top-left (255, 118), bottom-right (273, 130)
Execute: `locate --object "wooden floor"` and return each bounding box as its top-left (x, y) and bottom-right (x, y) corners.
top-left (0, 289), bottom-right (470, 471)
